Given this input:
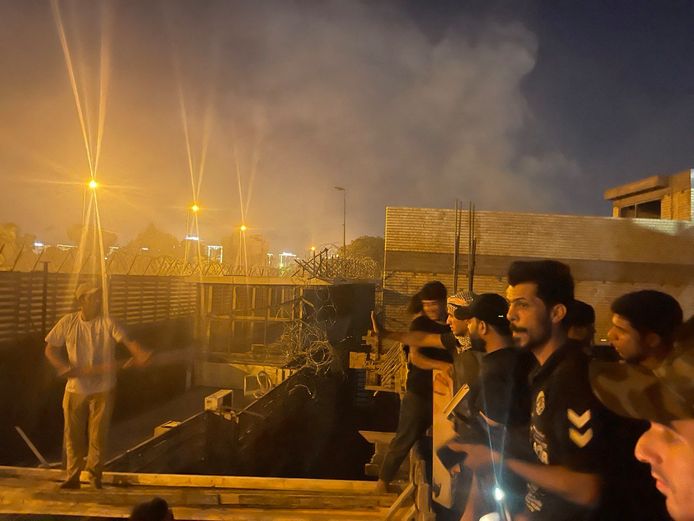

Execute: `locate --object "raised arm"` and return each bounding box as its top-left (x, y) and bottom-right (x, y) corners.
top-left (369, 311), bottom-right (445, 348)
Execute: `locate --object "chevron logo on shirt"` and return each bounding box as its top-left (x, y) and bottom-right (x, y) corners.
top-left (567, 408), bottom-right (591, 429)
top-left (569, 427), bottom-right (593, 447)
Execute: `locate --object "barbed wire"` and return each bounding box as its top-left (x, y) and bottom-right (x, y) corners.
top-left (268, 291), bottom-right (337, 377)
top-left (0, 246), bottom-right (290, 278)
top-left (293, 247), bottom-right (379, 281)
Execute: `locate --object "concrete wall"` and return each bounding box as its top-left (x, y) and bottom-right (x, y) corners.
top-left (383, 207), bottom-right (694, 341)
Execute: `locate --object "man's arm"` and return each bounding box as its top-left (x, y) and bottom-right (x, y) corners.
top-left (452, 443), bottom-right (601, 507)
top-left (369, 311), bottom-right (444, 348)
top-left (409, 346), bottom-right (452, 371)
top-left (44, 343), bottom-right (71, 376)
top-left (505, 459), bottom-right (601, 507)
top-left (122, 338), bottom-right (152, 367)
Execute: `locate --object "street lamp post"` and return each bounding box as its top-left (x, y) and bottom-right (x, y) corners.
top-left (334, 186), bottom-right (346, 255)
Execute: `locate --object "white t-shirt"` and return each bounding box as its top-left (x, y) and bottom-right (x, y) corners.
top-left (45, 312), bottom-right (128, 395)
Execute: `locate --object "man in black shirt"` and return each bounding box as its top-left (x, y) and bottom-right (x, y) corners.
top-left (376, 281), bottom-right (449, 493)
top-left (591, 315), bottom-right (694, 521)
top-left (456, 261), bottom-right (606, 520)
top-left (588, 290), bottom-right (683, 520)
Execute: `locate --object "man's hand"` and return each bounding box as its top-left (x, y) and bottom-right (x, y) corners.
top-left (122, 350), bottom-right (152, 369)
top-left (448, 442), bottom-right (501, 471)
top-left (433, 369), bottom-right (453, 396)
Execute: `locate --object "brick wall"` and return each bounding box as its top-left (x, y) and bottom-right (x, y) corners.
top-left (383, 207), bottom-right (694, 340)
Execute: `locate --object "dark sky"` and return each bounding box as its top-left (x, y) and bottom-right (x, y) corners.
top-left (1, 0), bottom-right (693, 253)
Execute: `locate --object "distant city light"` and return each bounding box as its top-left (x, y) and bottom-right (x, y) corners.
top-left (88, 179), bottom-right (98, 190)
top-left (191, 204), bottom-right (200, 213)
top-left (141, 247), bottom-right (149, 251)
top-left (33, 241), bottom-right (44, 248)
top-left (185, 235), bottom-right (199, 241)
top-left (240, 224), bottom-right (248, 232)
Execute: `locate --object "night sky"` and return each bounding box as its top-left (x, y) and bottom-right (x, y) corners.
top-left (1, 0), bottom-right (693, 253)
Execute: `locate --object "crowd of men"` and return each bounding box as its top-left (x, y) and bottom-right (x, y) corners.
top-left (370, 259), bottom-right (693, 521)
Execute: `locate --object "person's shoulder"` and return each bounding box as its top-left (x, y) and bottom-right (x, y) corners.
top-left (556, 344), bottom-right (591, 374)
top-left (57, 311), bottom-right (80, 326)
top-left (549, 346), bottom-right (597, 403)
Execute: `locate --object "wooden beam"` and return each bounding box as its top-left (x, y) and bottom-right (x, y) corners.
top-left (0, 466), bottom-right (379, 493)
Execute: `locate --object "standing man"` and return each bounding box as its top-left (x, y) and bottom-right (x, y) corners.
top-left (376, 281), bottom-right (449, 493)
top-left (457, 260), bottom-right (607, 520)
top-left (45, 282), bottom-right (151, 489)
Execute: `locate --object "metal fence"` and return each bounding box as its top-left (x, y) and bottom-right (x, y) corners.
top-left (0, 271), bottom-right (197, 345)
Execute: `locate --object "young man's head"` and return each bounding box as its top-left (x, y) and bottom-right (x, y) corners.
top-left (446, 291), bottom-right (474, 337)
top-left (419, 281), bottom-right (447, 322)
top-left (566, 300), bottom-right (596, 348)
top-left (505, 260), bottom-right (574, 353)
top-left (459, 293), bottom-right (511, 352)
top-left (592, 315), bottom-right (694, 521)
top-left (75, 282), bottom-right (103, 320)
top-left (608, 290), bottom-right (683, 365)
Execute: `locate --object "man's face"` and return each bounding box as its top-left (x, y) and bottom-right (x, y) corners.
top-left (607, 314), bottom-right (646, 362)
top-left (79, 291), bottom-right (102, 319)
top-left (467, 317), bottom-right (486, 351)
top-left (506, 283), bottom-right (552, 351)
top-left (446, 313), bottom-right (469, 337)
top-left (635, 419), bottom-right (694, 521)
top-left (422, 299), bottom-right (445, 322)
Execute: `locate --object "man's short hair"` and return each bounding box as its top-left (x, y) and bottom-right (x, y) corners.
top-left (507, 260), bottom-right (574, 308)
top-left (419, 280), bottom-right (447, 301)
top-left (611, 290), bottom-right (683, 343)
top-left (565, 300), bottom-right (595, 328)
top-left (407, 292), bottom-right (423, 314)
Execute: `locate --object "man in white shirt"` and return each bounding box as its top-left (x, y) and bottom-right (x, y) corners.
top-left (44, 282), bottom-right (151, 489)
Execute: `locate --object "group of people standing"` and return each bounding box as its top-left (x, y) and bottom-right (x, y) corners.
top-left (370, 259), bottom-right (693, 521)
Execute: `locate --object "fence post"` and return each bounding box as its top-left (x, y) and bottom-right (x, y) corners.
top-left (41, 261), bottom-right (49, 337)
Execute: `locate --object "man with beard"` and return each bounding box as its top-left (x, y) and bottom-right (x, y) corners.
top-left (376, 281), bottom-right (449, 493)
top-left (447, 293), bottom-right (536, 520)
top-left (454, 260), bottom-right (608, 520)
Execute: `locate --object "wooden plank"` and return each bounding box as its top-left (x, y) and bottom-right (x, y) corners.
top-left (0, 466), bottom-right (379, 494)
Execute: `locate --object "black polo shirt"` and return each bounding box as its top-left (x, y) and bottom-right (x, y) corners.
top-left (404, 316), bottom-right (450, 399)
top-left (524, 343), bottom-right (608, 520)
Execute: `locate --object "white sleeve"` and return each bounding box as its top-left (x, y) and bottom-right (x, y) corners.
top-left (45, 316), bottom-right (68, 346)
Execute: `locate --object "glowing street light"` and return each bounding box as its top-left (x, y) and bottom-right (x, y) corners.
top-left (88, 179), bottom-right (98, 190)
top-left (191, 203), bottom-right (200, 213)
top-left (240, 224), bottom-right (248, 232)
top-left (310, 246), bottom-right (316, 252)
